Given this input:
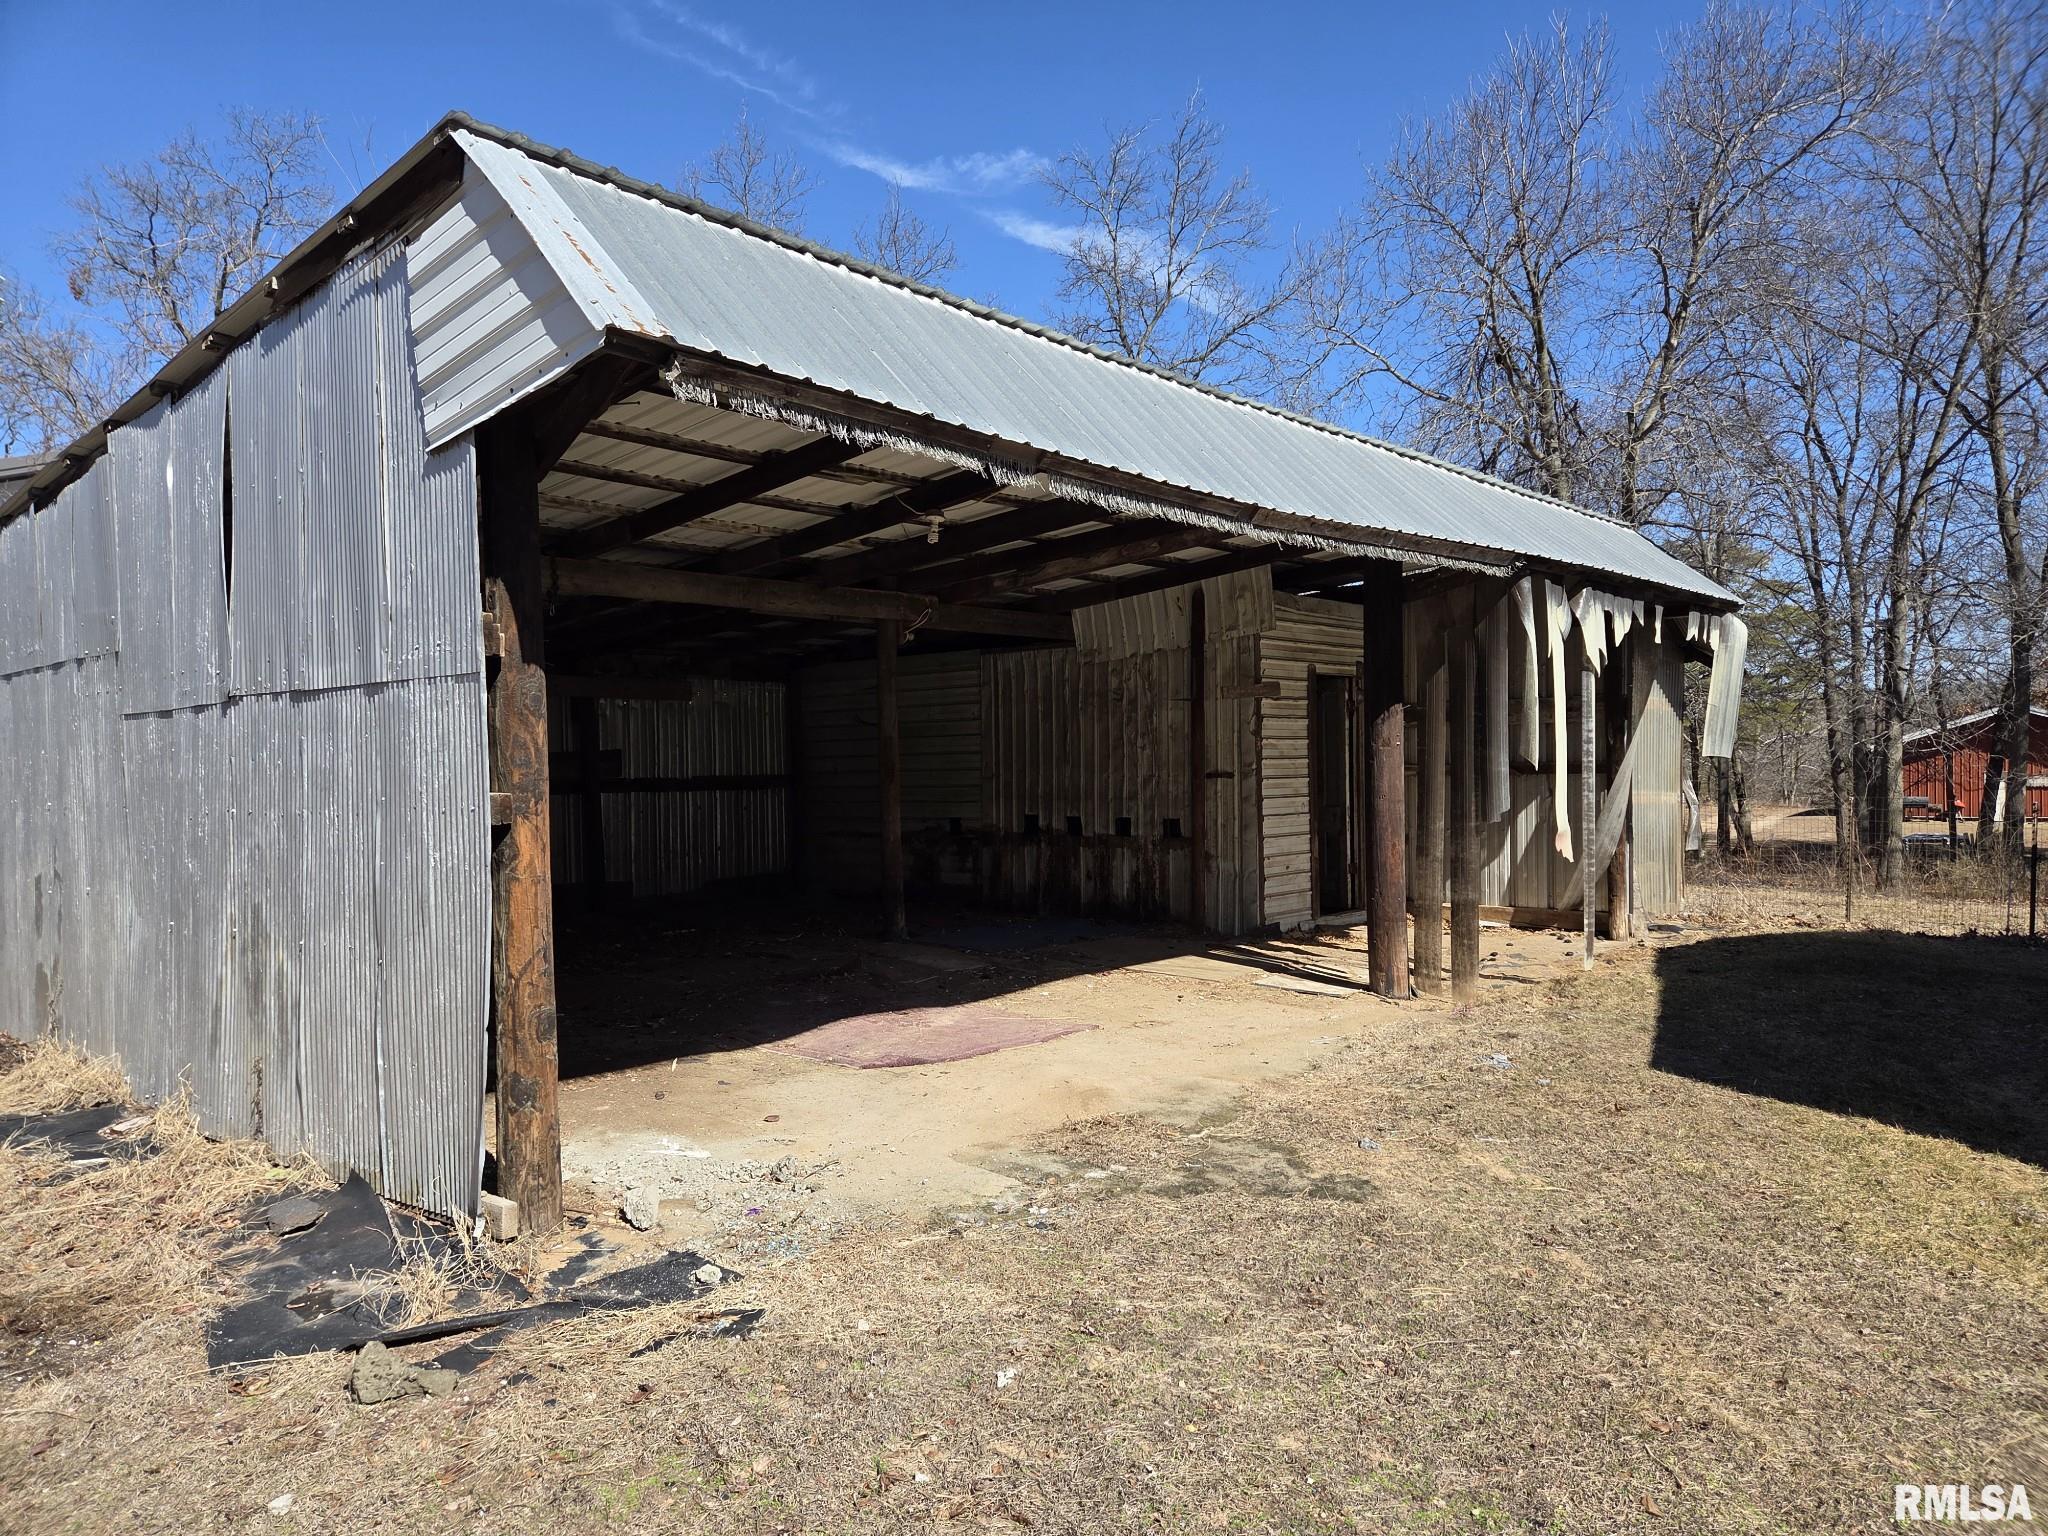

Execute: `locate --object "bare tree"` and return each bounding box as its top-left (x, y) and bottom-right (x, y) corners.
top-left (682, 108), bottom-right (817, 236)
top-left (0, 273), bottom-right (124, 454)
top-left (1, 110), bottom-right (330, 454)
top-left (1919, 3), bottom-right (2048, 851)
top-left (1305, 7), bottom-right (1893, 522)
top-left (852, 184), bottom-right (957, 283)
top-left (57, 108), bottom-right (331, 370)
top-left (1302, 16), bottom-right (1618, 499)
top-left (1040, 92), bottom-right (1309, 393)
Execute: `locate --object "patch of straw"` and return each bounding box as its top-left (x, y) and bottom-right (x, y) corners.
top-left (0, 1035), bottom-right (132, 1118)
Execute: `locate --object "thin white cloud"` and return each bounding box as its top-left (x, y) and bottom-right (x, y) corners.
top-left (611, 1), bottom-right (835, 122)
top-left (986, 209), bottom-right (1089, 255)
top-left (821, 142), bottom-right (1045, 195)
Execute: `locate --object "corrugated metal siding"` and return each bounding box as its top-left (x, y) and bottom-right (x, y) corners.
top-left (549, 683), bottom-right (789, 898)
top-left (797, 653), bottom-right (982, 892)
top-left (406, 161), bottom-right (606, 447)
top-left (231, 240), bottom-right (484, 696)
top-left (451, 130), bottom-right (1731, 605)
top-left (1632, 642), bottom-right (1684, 915)
top-left (112, 376), bottom-right (229, 714)
top-left (0, 239), bottom-right (491, 1219)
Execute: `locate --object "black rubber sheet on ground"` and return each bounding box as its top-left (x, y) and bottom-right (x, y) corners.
top-left (203, 1178), bottom-right (754, 1371)
top-left (0, 1103), bottom-right (152, 1168)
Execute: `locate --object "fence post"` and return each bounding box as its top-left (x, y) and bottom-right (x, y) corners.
top-left (2031, 846), bottom-right (2039, 940)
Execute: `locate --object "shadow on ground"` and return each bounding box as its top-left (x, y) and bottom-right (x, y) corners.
top-left (545, 883), bottom-right (1378, 1082)
top-left (1652, 930), bottom-right (2048, 1167)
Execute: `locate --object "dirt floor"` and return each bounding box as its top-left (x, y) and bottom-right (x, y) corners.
top-left (3, 908), bottom-right (2045, 1535)
top-left (544, 898), bottom-right (1599, 1258)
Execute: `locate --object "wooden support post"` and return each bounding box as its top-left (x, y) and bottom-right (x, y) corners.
top-left (1580, 653), bottom-right (1597, 971)
top-left (480, 422), bottom-right (563, 1236)
top-left (1189, 588), bottom-right (1208, 930)
top-left (1412, 613), bottom-right (1448, 997)
top-left (569, 695), bottom-right (607, 910)
top-left (876, 620), bottom-right (908, 940)
top-left (1362, 563), bottom-right (1408, 998)
top-left (1448, 592), bottom-right (1480, 1001)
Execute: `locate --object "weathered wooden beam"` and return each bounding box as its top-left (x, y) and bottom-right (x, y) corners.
top-left (554, 437), bottom-right (865, 558)
top-left (1447, 590), bottom-right (1480, 1002)
top-left (704, 470), bottom-right (993, 577)
top-left (546, 557), bottom-right (1072, 640)
top-left (802, 501), bottom-right (1100, 589)
top-left (1412, 606), bottom-right (1448, 998)
top-left (937, 524), bottom-right (1218, 604)
top-left (478, 421), bottom-right (563, 1237)
top-left (877, 620), bottom-right (908, 940)
top-left (1361, 561), bottom-right (1408, 999)
top-left (528, 357), bottom-right (652, 469)
top-left (578, 418), bottom-right (906, 490)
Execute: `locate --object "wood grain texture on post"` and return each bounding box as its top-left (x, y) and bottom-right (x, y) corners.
top-left (481, 423), bottom-right (563, 1236)
top-left (1362, 563), bottom-right (1408, 998)
top-left (1447, 591), bottom-right (1481, 1001)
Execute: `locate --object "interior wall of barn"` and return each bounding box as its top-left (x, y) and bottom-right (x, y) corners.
top-left (546, 682), bottom-right (790, 900)
top-left (0, 236), bottom-right (491, 1219)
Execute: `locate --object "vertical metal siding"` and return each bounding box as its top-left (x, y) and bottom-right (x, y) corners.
top-left (549, 682), bottom-right (788, 899)
top-left (0, 238), bottom-right (491, 1219)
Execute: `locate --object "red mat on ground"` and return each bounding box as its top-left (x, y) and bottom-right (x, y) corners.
top-left (765, 1005), bottom-right (1095, 1069)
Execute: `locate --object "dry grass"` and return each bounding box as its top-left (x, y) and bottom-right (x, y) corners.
top-left (2, 938), bottom-right (2046, 1535)
top-left (0, 1034), bottom-right (130, 1117)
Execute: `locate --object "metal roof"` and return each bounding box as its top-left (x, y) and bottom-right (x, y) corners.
top-left (451, 125), bottom-right (1734, 607)
top-left (2, 111), bottom-right (1733, 609)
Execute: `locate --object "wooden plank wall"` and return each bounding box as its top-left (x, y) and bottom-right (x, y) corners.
top-left (1260, 594), bottom-right (1363, 931)
top-left (977, 632), bottom-right (1260, 934)
top-left (797, 650), bottom-right (982, 892)
top-left (1631, 641), bottom-right (1685, 915)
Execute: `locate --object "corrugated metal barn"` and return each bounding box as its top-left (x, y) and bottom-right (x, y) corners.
top-left (0, 115), bottom-right (1744, 1228)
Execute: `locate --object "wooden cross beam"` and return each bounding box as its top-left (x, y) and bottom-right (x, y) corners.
top-left (552, 436), bottom-right (866, 558)
top-left (547, 557), bottom-right (1072, 640)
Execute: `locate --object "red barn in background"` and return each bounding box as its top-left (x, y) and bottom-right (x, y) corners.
top-left (1901, 705), bottom-right (2048, 821)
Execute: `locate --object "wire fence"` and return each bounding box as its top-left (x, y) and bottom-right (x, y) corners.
top-left (1689, 803), bottom-right (2045, 939)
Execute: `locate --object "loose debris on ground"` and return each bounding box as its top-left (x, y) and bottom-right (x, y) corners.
top-left (2, 931), bottom-right (2045, 1534)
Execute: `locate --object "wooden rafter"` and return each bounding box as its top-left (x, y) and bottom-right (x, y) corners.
top-left (701, 470), bottom-right (993, 577)
top-left (936, 524), bottom-right (1219, 604)
top-left (552, 437), bottom-right (865, 558)
top-left (798, 501), bottom-right (1101, 589)
top-left (1037, 542), bottom-right (1292, 613)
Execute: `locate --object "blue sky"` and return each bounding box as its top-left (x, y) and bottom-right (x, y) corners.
top-left (1, 0), bottom-right (1703, 335)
